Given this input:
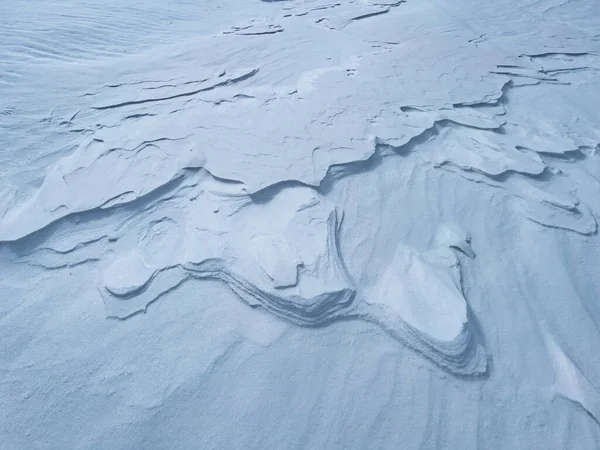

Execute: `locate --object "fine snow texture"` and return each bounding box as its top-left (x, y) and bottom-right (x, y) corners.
top-left (1, 0), bottom-right (600, 448)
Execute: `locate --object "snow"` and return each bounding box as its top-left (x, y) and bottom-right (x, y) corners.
top-left (1, 0), bottom-right (600, 448)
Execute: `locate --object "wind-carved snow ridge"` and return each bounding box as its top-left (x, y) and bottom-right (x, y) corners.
top-left (2, 0), bottom-right (600, 388)
top-left (360, 225), bottom-right (486, 375)
top-left (100, 171), bottom-right (355, 327)
top-left (100, 179), bottom-right (486, 375)
top-left (3, 162), bottom-right (486, 375)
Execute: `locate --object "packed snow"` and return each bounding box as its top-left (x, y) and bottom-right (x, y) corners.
top-left (1, 0), bottom-right (600, 448)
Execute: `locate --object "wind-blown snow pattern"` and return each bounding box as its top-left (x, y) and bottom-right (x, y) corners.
top-left (1, 0), bottom-right (600, 448)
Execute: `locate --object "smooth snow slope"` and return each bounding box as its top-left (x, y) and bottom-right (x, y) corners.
top-left (1, 0), bottom-right (600, 448)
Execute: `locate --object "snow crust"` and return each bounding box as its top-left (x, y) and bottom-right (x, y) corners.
top-left (1, 0), bottom-right (600, 448)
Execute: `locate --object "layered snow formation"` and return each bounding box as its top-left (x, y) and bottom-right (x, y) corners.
top-left (2, 0), bottom-right (600, 448)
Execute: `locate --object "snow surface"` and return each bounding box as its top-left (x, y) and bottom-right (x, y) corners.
top-left (1, 0), bottom-right (600, 448)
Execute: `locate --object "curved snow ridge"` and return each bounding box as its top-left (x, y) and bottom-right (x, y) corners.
top-left (358, 227), bottom-right (487, 376)
top-left (7, 163), bottom-right (487, 376)
top-left (90, 169), bottom-right (354, 321)
top-left (99, 187), bottom-right (487, 376)
top-left (365, 310), bottom-right (486, 376)
top-left (101, 194), bottom-right (357, 326)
